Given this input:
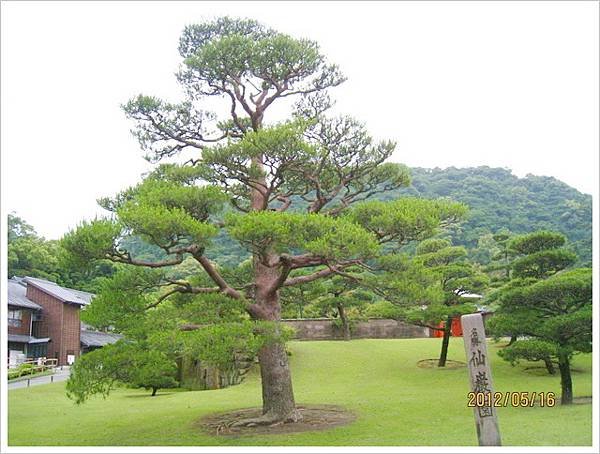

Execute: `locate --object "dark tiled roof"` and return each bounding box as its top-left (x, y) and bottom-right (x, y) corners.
top-left (24, 277), bottom-right (93, 306)
top-left (7, 279), bottom-right (43, 310)
top-left (8, 334), bottom-right (50, 344)
top-left (80, 330), bottom-right (122, 347)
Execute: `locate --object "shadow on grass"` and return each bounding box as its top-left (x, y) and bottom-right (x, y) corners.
top-left (124, 392), bottom-right (177, 398)
top-left (417, 358), bottom-right (466, 369)
top-left (572, 396), bottom-right (592, 405)
top-left (523, 366), bottom-right (585, 376)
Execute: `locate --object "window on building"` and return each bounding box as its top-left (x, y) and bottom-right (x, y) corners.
top-left (27, 343), bottom-right (48, 359)
top-left (8, 309), bottom-right (22, 327)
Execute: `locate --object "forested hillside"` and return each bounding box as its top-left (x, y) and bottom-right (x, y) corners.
top-left (387, 166), bottom-right (591, 266)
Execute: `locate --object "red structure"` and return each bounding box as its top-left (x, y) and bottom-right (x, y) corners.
top-left (431, 311), bottom-right (494, 337)
top-left (432, 316), bottom-right (464, 337)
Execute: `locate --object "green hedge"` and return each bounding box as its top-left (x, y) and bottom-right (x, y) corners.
top-left (8, 363), bottom-right (38, 380)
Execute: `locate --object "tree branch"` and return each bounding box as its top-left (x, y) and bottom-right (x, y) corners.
top-left (109, 253), bottom-right (186, 268)
top-left (281, 258), bottom-right (366, 287)
top-left (193, 253), bottom-right (242, 299)
top-left (145, 288), bottom-right (183, 309)
top-left (274, 195), bottom-right (292, 212)
top-left (145, 284), bottom-right (225, 309)
top-left (108, 244), bottom-right (200, 268)
top-left (283, 268), bottom-right (334, 286)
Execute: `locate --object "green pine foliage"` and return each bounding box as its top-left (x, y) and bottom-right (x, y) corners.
top-left (487, 231), bottom-right (592, 404)
top-left (83, 165), bottom-right (592, 270)
top-left (66, 341), bottom-right (179, 402)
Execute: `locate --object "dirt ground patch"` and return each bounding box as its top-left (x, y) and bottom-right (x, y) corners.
top-left (572, 396), bottom-right (592, 405)
top-left (417, 359), bottom-right (466, 369)
top-left (197, 404), bottom-right (356, 436)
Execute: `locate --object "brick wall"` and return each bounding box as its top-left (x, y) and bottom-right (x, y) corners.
top-left (62, 303), bottom-right (81, 363)
top-left (26, 284), bottom-right (81, 365)
top-left (8, 306), bottom-right (32, 336)
top-left (282, 318), bottom-right (431, 340)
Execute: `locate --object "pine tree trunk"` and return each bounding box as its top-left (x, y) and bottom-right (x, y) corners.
top-left (558, 353), bottom-right (573, 405)
top-left (151, 387), bottom-right (157, 397)
top-left (543, 357), bottom-right (556, 375)
top-left (507, 335), bottom-right (517, 346)
top-left (438, 316), bottom-right (453, 367)
top-left (337, 303), bottom-right (351, 341)
top-left (240, 261), bottom-right (300, 425)
top-left (258, 340), bottom-right (299, 420)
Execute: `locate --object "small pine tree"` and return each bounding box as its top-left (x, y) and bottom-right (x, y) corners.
top-left (488, 231), bottom-right (591, 404)
top-left (66, 341), bottom-right (178, 402)
top-left (375, 239), bottom-right (488, 367)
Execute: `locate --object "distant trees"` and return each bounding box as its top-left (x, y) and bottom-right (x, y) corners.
top-left (279, 276), bottom-right (326, 319)
top-left (8, 213), bottom-right (36, 242)
top-left (8, 212), bottom-right (60, 281)
top-left (314, 274), bottom-right (376, 341)
top-left (7, 212), bottom-right (115, 292)
top-left (487, 231), bottom-right (591, 404)
top-left (7, 212), bottom-right (111, 290)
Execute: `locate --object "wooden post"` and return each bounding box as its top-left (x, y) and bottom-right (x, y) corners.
top-left (461, 313), bottom-right (502, 446)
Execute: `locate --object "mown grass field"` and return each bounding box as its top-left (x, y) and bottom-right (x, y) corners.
top-left (8, 338), bottom-right (592, 446)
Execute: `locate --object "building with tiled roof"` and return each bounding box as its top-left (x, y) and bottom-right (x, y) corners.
top-left (6, 277), bottom-right (120, 367)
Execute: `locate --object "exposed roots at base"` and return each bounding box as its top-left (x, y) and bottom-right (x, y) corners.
top-left (230, 409), bottom-right (302, 428)
top-left (198, 404), bottom-right (355, 436)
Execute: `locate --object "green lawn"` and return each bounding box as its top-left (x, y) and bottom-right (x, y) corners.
top-left (8, 338), bottom-right (592, 446)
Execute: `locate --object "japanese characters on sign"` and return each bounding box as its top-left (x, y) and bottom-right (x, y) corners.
top-left (461, 313), bottom-right (502, 446)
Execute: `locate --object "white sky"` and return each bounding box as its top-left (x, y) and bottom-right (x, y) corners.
top-left (1, 1), bottom-right (598, 240)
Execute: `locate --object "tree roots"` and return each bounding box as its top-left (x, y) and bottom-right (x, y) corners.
top-left (230, 409), bottom-right (302, 427)
top-left (199, 405), bottom-right (355, 436)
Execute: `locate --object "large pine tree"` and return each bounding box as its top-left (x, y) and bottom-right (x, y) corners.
top-left (63, 17), bottom-right (466, 425)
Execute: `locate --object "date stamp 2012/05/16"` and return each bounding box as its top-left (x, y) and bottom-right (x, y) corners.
top-left (467, 392), bottom-right (556, 408)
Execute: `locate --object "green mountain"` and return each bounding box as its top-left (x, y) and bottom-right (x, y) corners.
top-left (388, 166), bottom-right (592, 266)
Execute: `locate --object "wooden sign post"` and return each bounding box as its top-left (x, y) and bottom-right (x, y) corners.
top-left (461, 313), bottom-right (502, 446)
